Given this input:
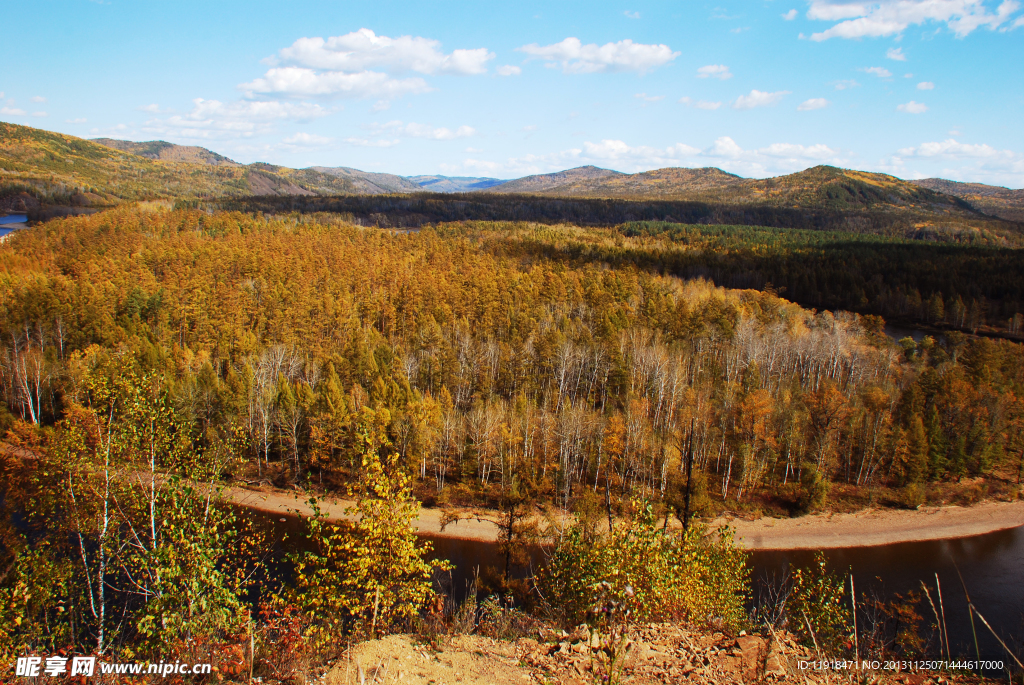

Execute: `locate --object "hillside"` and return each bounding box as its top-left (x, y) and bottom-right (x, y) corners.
top-left (488, 165), bottom-right (624, 193)
top-left (91, 138), bottom-right (240, 166)
top-left (307, 166), bottom-right (422, 194)
top-left (2, 122), bottom-right (1021, 242)
top-left (408, 174), bottom-right (504, 192)
top-left (0, 123), bottom-right (509, 211)
top-left (911, 177), bottom-right (1024, 222)
top-left (0, 122), bottom-right (323, 208)
top-left (490, 166), bottom-right (740, 198)
top-left (491, 163), bottom-right (974, 213)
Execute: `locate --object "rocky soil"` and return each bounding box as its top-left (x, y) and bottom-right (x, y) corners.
top-left (318, 623), bottom-right (991, 685)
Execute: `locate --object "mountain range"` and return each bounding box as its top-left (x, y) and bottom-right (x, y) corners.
top-left (1, 121), bottom-right (1022, 230)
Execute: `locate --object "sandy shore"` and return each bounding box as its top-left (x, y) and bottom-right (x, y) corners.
top-left (226, 486), bottom-right (504, 542)
top-left (227, 485), bottom-right (1024, 549)
top-left (713, 499), bottom-right (1024, 550)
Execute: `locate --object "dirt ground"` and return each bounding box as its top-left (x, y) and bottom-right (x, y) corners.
top-left (315, 624), bottom-right (991, 685)
top-left (228, 484), bottom-right (1024, 549)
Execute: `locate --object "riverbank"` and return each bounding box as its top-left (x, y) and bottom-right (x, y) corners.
top-left (225, 483), bottom-right (1024, 549)
top-left (714, 499), bottom-right (1024, 549)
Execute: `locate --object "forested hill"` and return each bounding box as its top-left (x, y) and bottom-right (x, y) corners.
top-left (491, 164), bottom-right (976, 212)
top-left (2, 209), bottom-right (1022, 517)
top-left (218, 190), bottom-right (1021, 244)
top-left (911, 178), bottom-right (1024, 222)
top-left (0, 122), bottom-right (502, 213)
top-left (0, 122), bottom-right (318, 211)
top-left (1, 121), bottom-right (1022, 242)
top-left (90, 138), bottom-right (241, 166)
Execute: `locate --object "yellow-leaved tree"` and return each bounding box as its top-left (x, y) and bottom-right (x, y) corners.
top-left (289, 406), bottom-right (447, 644)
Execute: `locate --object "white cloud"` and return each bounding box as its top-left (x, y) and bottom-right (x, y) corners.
top-left (360, 120), bottom-right (476, 142)
top-left (891, 138), bottom-right (1024, 185)
top-left (241, 28), bottom-right (491, 101)
top-left (700, 137), bottom-right (844, 175)
top-left (898, 139), bottom-right (1007, 158)
top-left (679, 97), bottom-right (722, 110)
top-left (497, 65), bottom-right (522, 76)
top-left (30, 96), bottom-right (47, 103)
top-left (1, 107), bottom-right (26, 116)
top-left (624, 10), bottom-right (641, 18)
top-left (758, 142), bottom-right (840, 159)
top-left (345, 137), bottom-right (400, 147)
top-left (142, 98), bottom-right (329, 140)
top-left (733, 89), bottom-right (791, 109)
top-left (807, 0), bottom-right (1022, 40)
top-left (583, 139), bottom-right (700, 164)
top-left (283, 132), bottom-right (333, 145)
top-left (517, 37), bottom-right (679, 74)
top-left (66, 118), bottom-right (87, 124)
top-left (863, 66), bottom-right (893, 78)
top-left (783, 9), bottom-right (799, 19)
top-left (32, 111), bottom-right (47, 117)
top-left (635, 93), bottom-right (665, 102)
top-left (404, 123), bottom-right (476, 140)
top-left (697, 64), bottom-right (732, 80)
top-left (272, 29), bottom-right (493, 75)
top-left (798, 98), bottom-right (829, 110)
top-left (137, 104), bottom-right (165, 113)
top-left (456, 136), bottom-right (844, 178)
top-left (834, 79), bottom-right (860, 90)
top-left (240, 67), bottom-right (430, 99)
top-left (897, 100), bottom-right (929, 113)
top-left (917, 81), bottom-right (935, 89)
top-left (886, 47), bottom-right (907, 60)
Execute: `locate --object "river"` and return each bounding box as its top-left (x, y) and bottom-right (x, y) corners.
top-left (242, 508), bottom-right (1022, 664)
top-left (0, 213), bottom-right (28, 225)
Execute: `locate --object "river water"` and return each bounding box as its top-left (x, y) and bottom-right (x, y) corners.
top-left (243, 508), bottom-right (1022, 663)
top-left (750, 527), bottom-right (1024, 661)
top-left (0, 213), bottom-right (28, 225)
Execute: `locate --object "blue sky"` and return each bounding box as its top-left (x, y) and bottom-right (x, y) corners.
top-left (2, 0), bottom-right (1022, 186)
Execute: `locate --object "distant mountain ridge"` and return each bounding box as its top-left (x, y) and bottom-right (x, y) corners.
top-left (487, 166), bottom-right (741, 198)
top-left (408, 175), bottom-right (504, 192)
top-left (2, 122), bottom-right (1021, 238)
top-left (910, 178), bottom-right (1024, 222)
top-left (90, 138), bottom-right (504, 194)
top-left (488, 165), bottom-right (624, 194)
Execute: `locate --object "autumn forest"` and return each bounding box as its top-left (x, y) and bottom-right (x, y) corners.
top-left (3, 208), bottom-right (1023, 516)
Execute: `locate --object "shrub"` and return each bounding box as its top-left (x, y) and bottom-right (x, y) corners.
top-left (798, 463), bottom-right (830, 513)
top-left (538, 501), bottom-right (749, 630)
top-left (788, 553), bottom-right (851, 654)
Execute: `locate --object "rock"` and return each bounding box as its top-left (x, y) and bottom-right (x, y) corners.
top-left (570, 624), bottom-right (590, 643)
top-left (764, 654), bottom-right (788, 677)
